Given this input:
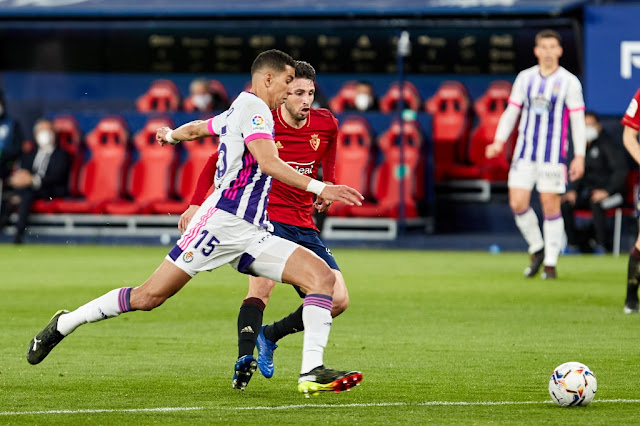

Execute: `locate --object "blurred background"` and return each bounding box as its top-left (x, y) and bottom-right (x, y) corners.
top-left (0, 0), bottom-right (637, 252)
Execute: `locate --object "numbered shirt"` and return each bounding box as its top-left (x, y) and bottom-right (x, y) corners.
top-left (621, 88), bottom-right (640, 131)
top-left (509, 65), bottom-right (585, 165)
top-left (204, 91), bottom-right (275, 229)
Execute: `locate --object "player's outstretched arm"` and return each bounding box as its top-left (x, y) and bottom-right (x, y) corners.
top-left (623, 125), bottom-right (640, 166)
top-left (156, 120), bottom-right (211, 146)
top-left (248, 138), bottom-right (363, 206)
top-left (486, 103), bottom-right (520, 158)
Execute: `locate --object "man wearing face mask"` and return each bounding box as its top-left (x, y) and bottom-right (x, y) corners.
top-left (350, 81), bottom-right (378, 112)
top-left (561, 111), bottom-right (628, 254)
top-left (2, 118), bottom-right (70, 244)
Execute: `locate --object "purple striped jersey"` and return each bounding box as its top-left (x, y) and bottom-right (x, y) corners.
top-left (203, 91), bottom-right (275, 229)
top-left (509, 65), bottom-right (585, 164)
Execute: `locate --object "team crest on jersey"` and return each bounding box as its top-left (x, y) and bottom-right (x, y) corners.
top-left (275, 141), bottom-right (284, 149)
top-left (309, 134), bottom-right (321, 151)
top-left (183, 251), bottom-right (194, 263)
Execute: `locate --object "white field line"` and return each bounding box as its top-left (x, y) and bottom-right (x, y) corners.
top-left (1, 399), bottom-right (640, 416)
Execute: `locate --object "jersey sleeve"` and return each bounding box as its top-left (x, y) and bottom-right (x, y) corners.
top-left (565, 75), bottom-right (586, 112)
top-left (206, 114), bottom-right (224, 136)
top-left (321, 114), bottom-right (338, 183)
top-left (189, 152), bottom-right (218, 206)
top-left (240, 100), bottom-right (274, 144)
top-left (622, 88), bottom-right (640, 131)
top-left (507, 71), bottom-right (527, 108)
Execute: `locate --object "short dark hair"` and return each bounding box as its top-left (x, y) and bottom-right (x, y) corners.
top-left (535, 29), bottom-right (562, 46)
top-left (585, 110), bottom-right (600, 123)
top-left (251, 49), bottom-right (296, 76)
top-left (295, 61), bottom-right (316, 82)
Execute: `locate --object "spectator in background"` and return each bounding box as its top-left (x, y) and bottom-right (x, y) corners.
top-left (0, 88), bottom-right (23, 185)
top-left (0, 118), bottom-right (70, 244)
top-left (347, 81), bottom-right (378, 112)
top-left (561, 112), bottom-right (628, 254)
top-left (184, 78), bottom-right (230, 112)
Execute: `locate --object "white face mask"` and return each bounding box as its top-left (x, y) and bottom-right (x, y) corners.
top-left (193, 93), bottom-right (212, 110)
top-left (354, 93), bottom-right (372, 111)
top-left (36, 130), bottom-right (55, 148)
top-left (585, 125), bottom-right (599, 143)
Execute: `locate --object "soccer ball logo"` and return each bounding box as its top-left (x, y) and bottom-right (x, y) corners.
top-left (548, 362), bottom-right (597, 407)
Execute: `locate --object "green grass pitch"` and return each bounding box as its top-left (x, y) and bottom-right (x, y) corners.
top-left (1, 244), bottom-right (640, 424)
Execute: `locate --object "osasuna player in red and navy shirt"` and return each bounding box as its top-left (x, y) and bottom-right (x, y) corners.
top-left (180, 61), bottom-right (351, 389)
top-left (621, 88), bottom-right (640, 314)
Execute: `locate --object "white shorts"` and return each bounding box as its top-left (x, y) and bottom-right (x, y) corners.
top-left (166, 207), bottom-right (299, 282)
top-left (508, 159), bottom-right (567, 194)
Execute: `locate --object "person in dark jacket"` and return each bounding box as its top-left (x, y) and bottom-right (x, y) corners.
top-left (561, 111), bottom-right (628, 253)
top-left (3, 118), bottom-right (70, 243)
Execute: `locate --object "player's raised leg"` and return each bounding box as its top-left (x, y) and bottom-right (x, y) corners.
top-left (27, 260), bottom-right (191, 365)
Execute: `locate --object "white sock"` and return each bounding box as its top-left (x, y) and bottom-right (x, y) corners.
top-left (514, 208), bottom-right (544, 254)
top-left (543, 214), bottom-right (564, 267)
top-left (56, 287), bottom-right (133, 336)
top-left (300, 294), bottom-right (333, 375)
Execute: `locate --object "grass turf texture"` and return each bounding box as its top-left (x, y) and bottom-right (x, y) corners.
top-left (1, 244), bottom-right (639, 424)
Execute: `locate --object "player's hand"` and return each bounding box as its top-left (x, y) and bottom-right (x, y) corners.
top-left (590, 189), bottom-right (609, 203)
top-left (178, 204), bottom-right (200, 233)
top-left (485, 140), bottom-right (505, 159)
top-left (319, 185), bottom-right (363, 206)
top-left (156, 127), bottom-right (176, 146)
top-left (568, 155), bottom-right (585, 182)
top-left (313, 195), bottom-right (333, 212)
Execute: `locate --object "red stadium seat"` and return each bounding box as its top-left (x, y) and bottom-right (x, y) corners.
top-left (103, 117), bottom-right (177, 215)
top-left (136, 79), bottom-right (181, 113)
top-left (330, 116), bottom-right (374, 217)
top-left (31, 115), bottom-right (84, 214)
top-left (468, 80), bottom-right (515, 181)
top-left (425, 81), bottom-right (474, 181)
top-left (328, 81), bottom-right (358, 114)
top-left (355, 120), bottom-right (423, 218)
top-left (183, 79), bottom-right (230, 112)
top-left (148, 134), bottom-right (220, 215)
top-left (54, 116), bottom-right (130, 213)
top-left (379, 81), bottom-right (422, 113)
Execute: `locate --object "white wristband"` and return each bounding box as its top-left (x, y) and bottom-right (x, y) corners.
top-left (165, 130), bottom-right (178, 144)
top-left (306, 179), bottom-right (327, 196)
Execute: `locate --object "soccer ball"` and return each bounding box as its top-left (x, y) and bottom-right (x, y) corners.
top-left (548, 362), bottom-right (597, 407)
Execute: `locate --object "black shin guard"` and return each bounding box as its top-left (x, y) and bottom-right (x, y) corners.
top-left (237, 298), bottom-right (265, 358)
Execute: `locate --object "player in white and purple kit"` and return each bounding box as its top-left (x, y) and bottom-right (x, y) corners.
top-left (26, 50), bottom-right (364, 396)
top-left (486, 29), bottom-right (586, 279)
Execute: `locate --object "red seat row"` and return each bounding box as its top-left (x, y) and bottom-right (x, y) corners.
top-left (137, 79), bottom-right (230, 113)
top-left (32, 116), bottom-right (219, 215)
top-left (331, 116), bottom-right (424, 219)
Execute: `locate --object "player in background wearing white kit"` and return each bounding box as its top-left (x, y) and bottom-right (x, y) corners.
top-left (486, 29), bottom-right (586, 279)
top-left (25, 49), bottom-right (364, 396)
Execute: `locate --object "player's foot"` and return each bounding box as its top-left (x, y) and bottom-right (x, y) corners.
top-left (624, 299), bottom-right (639, 314)
top-left (297, 365), bottom-right (363, 397)
top-left (232, 355), bottom-right (257, 391)
top-left (26, 309), bottom-right (68, 365)
top-left (524, 249), bottom-right (545, 278)
top-left (256, 325), bottom-right (277, 378)
top-left (541, 266), bottom-right (557, 280)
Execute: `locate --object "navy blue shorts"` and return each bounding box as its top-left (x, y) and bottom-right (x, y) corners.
top-left (271, 221), bottom-right (340, 271)
top-left (271, 220), bottom-right (339, 298)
